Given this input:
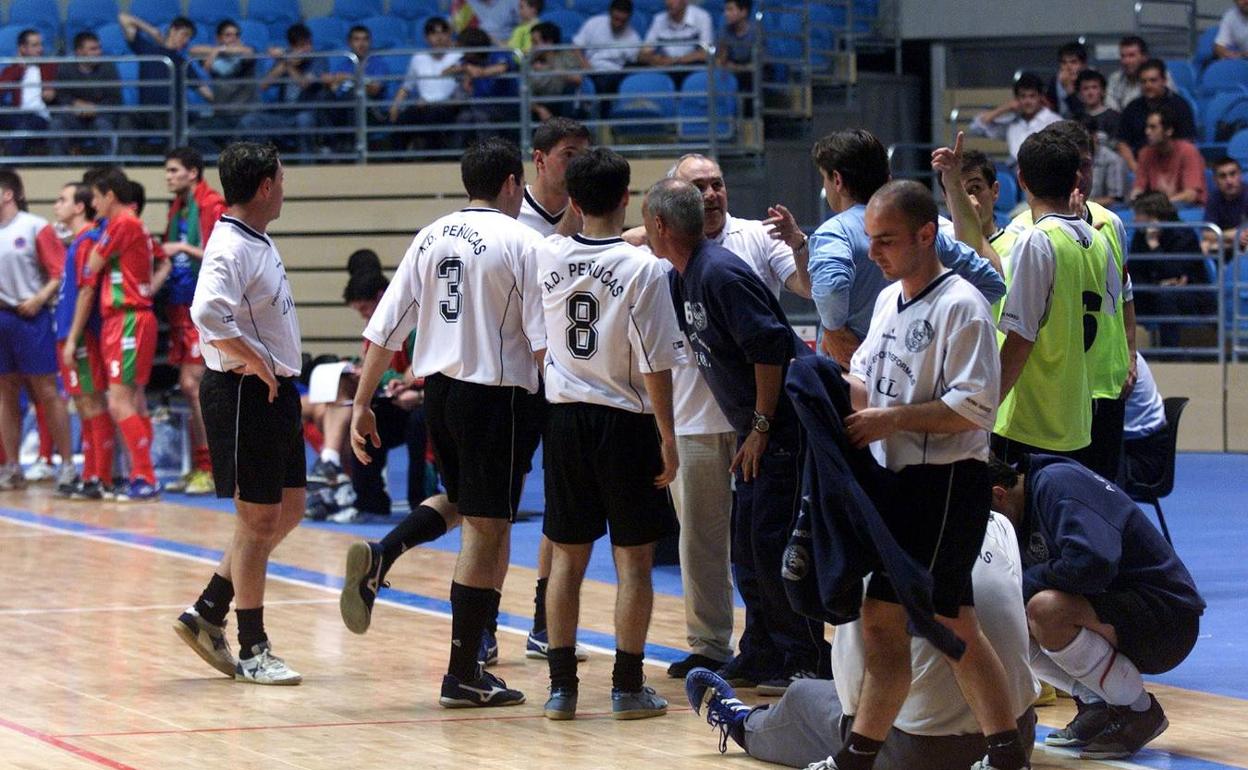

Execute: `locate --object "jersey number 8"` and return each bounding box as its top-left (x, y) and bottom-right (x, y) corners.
top-left (566, 291), bottom-right (599, 359)
top-left (438, 257), bottom-right (463, 322)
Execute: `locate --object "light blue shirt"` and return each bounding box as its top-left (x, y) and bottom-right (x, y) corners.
top-left (1124, 353), bottom-right (1165, 440)
top-left (807, 204), bottom-right (1007, 339)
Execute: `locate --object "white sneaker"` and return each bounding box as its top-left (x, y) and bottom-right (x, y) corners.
top-left (970, 760), bottom-right (1029, 770)
top-left (173, 607), bottom-right (236, 677)
top-left (805, 758), bottom-right (838, 770)
top-left (55, 462), bottom-right (78, 489)
top-left (235, 642), bottom-right (302, 685)
top-left (0, 464), bottom-right (26, 491)
top-left (25, 458), bottom-right (54, 482)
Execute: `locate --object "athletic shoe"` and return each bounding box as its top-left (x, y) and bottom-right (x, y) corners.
top-left (305, 496), bottom-right (333, 521)
top-left (54, 471), bottom-right (80, 498)
top-left (667, 652), bottom-right (727, 679)
top-left (685, 667), bottom-right (752, 753)
top-left (1034, 681), bottom-right (1058, 707)
top-left (525, 629), bottom-right (590, 661)
top-left (172, 608), bottom-right (236, 677)
top-left (716, 655), bottom-right (766, 689)
top-left (25, 458), bottom-right (54, 482)
top-left (805, 758), bottom-right (838, 770)
top-left (235, 642), bottom-right (302, 685)
top-left (114, 479), bottom-right (161, 502)
top-left (970, 760), bottom-right (1029, 770)
top-left (438, 669), bottom-right (525, 708)
top-left (163, 472), bottom-right (189, 493)
top-left (757, 669), bottom-right (819, 696)
top-left (543, 687), bottom-right (578, 720)
top-left (184, 469), bottom-right (215, 495)
top-left (309, 459), bottom-right (349, 486)
top-left (0, 464), bottom-right (26, 491)
top-left (71, 479), bottom-right (104, 500)
top-left (340, 541), bottom-right (385, 634)
top-left (1079, 695), bottom-right (1168, 760)
top-left (612, 686), bottom-right (667, 720)
top-left (479, 628), bottom-right (499, 667)
top-left (1044, 698), bottom-right (1113, 747)
top-left (327, 507), bottom-right (384, 524)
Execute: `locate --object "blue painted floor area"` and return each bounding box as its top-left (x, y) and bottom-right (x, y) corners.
top-left (170, 450), bottom-right (1248, 701)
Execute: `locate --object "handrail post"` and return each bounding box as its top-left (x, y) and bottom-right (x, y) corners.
top-left (518, 48), bottom-right (532, 156)
top-left (353, 51), bottom-right (367, 163)
top-left (707, 49), bottom-right (718, 158)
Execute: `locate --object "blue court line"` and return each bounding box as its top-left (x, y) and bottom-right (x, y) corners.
top-left (0, 504), bottom-right (1241, 770)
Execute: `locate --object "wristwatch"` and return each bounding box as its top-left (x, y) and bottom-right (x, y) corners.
top-left (751, 411), bottom-right (772, 434)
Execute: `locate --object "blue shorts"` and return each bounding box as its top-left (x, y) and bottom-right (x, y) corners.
top-left (0, 308), bottom-right (57, 376)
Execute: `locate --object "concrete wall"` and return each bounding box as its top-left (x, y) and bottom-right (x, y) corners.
top-left (898, 0), bottom-right (1229, 41)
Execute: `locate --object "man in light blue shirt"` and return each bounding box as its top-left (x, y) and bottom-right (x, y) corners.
top-left (807, 129), bottom-right (1006, 365)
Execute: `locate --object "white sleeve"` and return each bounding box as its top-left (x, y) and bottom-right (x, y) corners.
top-left (521, 240), bottom-right (547, 352)
top-left (1217, 8), bottom-right (1236, 48)
top-left (1110, 216), bottom-right (1134, 303)
top-left (644, 15), bottom-right (661, 43)
top-left (627, 261), bottom-right (688, 373)
top-left (939, 305), bottom-right (1001, 430)
top-left (363, 231), bottom-right (425, 351)
top-left (190, 249), bottom-right (245, 343)
top-left (572, 20), bottom-right (588, 48)
top-left (697, 8), bottom-right (714, 47)
top-left (401, 54), bottom-right (422, 94)
top-left (766, 231), bottom-right (798, 286)
top-left (998, 231), bottom-right (1055, 342)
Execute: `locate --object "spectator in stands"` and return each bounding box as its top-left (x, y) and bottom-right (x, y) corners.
top-left (1107, 36), bottom-right (1171, 111)
top-left (968, 72), bottom-right (1061, 165)
top-left (452, 0), bottom-right (521, 45)
top-left (1076, 69), bottom-right (1119, 142)
top-left (447, 27), bottom-right (518, 142)
top-left (119, 13), bottom-right (208, 144)
top-left (1130, 192), bottom-right (1213, 349)
top-left (239, 23), bottom-right (326, 156)
top-left (48, 32), bottom-right (121, 157)
top-left (1214, 0), bottom-right (1248, 59)
top-left (1046, 41), bottom-right (1088, 118)
top-left (389, 17), bottom-right (463, 151)
top-left (1085, 115), bottom-right (1129, 207)
top-left (1204, 157), bottom-right (1248, 253)
top-left (529, 22), bottom-right (583, 122)
top-left (1131, 107), bottom-right (1207, 206)
top-left (1116, 59), bottom-right (1196, 171)
top-left (507, 0), bottom-right (543, 55)
top-left (572, 0), bottom-right (642, 96)
top-left (0, 29), bottom-right (55, 155)
top-left (717, 0), bottom-right (757, 68)
top-left (1118, 353), bottom-right (1167, 491)
top-left (187, 20), bottom-right (257, 153)
top-left (325, 26), bottom-right (388, 151)
top-left (639, 0), bottom-right (714, 83)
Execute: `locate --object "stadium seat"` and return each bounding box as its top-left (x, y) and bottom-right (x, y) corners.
top-left (1122, 396), bottom-right (1188, 545)
top-left (1202, 88), bottom-right (1248, 142)
top-left (333, 0), bottom-right (385, 22)
top-left (0, 25), bottom-right (24, 56)
top-left (633, 0), bottom-right (666, 12)
top-left (128, 0), bottom-right (181, 28)
top-left (1194, 25), bottom-right (1219, 70)
top-left (631, 10), bottom-right (652, 36)
top-left (389, 0), bottom-right (442, 23)
top-left (95, 22), bottom-right (128, 55)
top-left (66, 0), bottom-right (120, 41)
top-left (994, 164), bottom-right (1019, 216)
top-left (1167, 58), bottom-right (1198, 94)
top-left (611, 71), bottom-right (676, 135)
top-left (700, 0), bottom-right (726, 14)
top-left (188, 0), bottom-right (243, 29)
top-left (1198, 59), bottom-right (1248, 99)
top-left (8, 0), bottom-right (61, 47)
top-left (247, 0), bottom-right (302, 42)
top-left (361, 15), bottom-right (408, 50)
top-left (239, 19), bottom-right (271, 50)
top-left (306, 17), bottom-right (350, 50)
top-left (1177, 86), bottom-right (1201, 135)
top-left (541, 9), bottom-right (587, 43)
top-left (116, 58), bottom-right (140, 106)
top-left (1228, 127), bottom-right (1248, 166)
top-left (678, 69), bottom-right (737, 140)
top-left (569, 0), bottom-right (607, 15)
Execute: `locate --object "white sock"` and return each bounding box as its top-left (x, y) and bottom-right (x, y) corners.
top-left (1072, 681), bottom-right (1103, 704)
top-left (320, 448), bottom-right (341, 467)
top-left (1029, 641), bottom-right (1079, 692)
top-left (1043, 628), bottom-right (1145, 707)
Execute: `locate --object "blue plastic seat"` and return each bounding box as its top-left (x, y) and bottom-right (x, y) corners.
top-left (239, 19), bottom-right (271, 50)
top-left (632, 0), bottom-right (666, 13)
top-left (66, 0), bottom-right (120, 40)
top-left (541, 9), bottom-right (587, 43)
top-left (1195, 25), bottom-right (1219, 70)
top-left (1202, 88), bottom-right (1248, 142)
top-left (333, 0), bottom-right (384, 22)
top-left (994, 164), bottom-right (1019, 216)
top-left (1198, 59), bottom-right (1248, 99)
top-left (128, 0), bottom-right (180, 28)
top-left (631, 10), bottom-right (652, 37)
top-left (306, 17), bottom-right (349, 50)
top-left (611, 71), bottom-right (676, 135)
top-left (678, 69), bottom-right (737, 140)
top-left (569, 0), bottom-right (607, 15)
top-left (389, 0), bottom-right (442, 22)
top-left (1167, 58), bottom-right (1198, 94)
top-left (188, 0), bottom-right (243, 29)
top-left (8, 0), bottom-right (61, 48)
top-left (94, 22), bottom-right (127, 55)
top-left (246, 0), bottom-right (302, 43)
top-left (361, 15), bottom-right (407, 51)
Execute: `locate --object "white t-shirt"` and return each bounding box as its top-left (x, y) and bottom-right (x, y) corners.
top-left (1217, 6), bottom-right (1248, 54)
top-left (573, 14), bottom-right (642, 71)
top-left (0, 211), bottom-right (50, 307)
top-left (849, 270), bottom-right (999, 471)
top-left (833, 513), bottom-right (1039, 736)
top-left (20, 65), bottom-right (49, 120)
top-left (969, 106), bottom-right (1062, 162)
top-left (191, 216), bottom-right (303, 377)
top-left (530, 233), bottom-right (686, 411)
top-left (644, 5), bottom-right (713, 59)
top-left (517, 186), bottom-right (565, 236)
top-left (364, 207), bottom-right (545, 393)
top-left (401, 50), bottom-right (462, 103)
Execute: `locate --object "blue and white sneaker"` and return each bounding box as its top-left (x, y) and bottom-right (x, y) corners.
top-left (686, 667), bottom-right (754, 752)
top-left (439, 669), bottom-right (526, 708)
top-left (115, 479), bottom-right (161, 502)
top-left (172, 607), bottom-right (236, 677)
top-left (612, 685), bottom-right (668, 720)
top-left (340, 541), bottom-right (385, 634)
top-left (479, 628), bottom-right (499, 667)
top-left (235, 641), bottom-right (302, 685)
top-left (543, 687), bottom-right (578, 720)
top-left (525, 629), bottom-right (590, 661)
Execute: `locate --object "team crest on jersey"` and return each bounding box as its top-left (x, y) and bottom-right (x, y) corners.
top-left (684, 301), bottom-right (708, 332)
top-left (1026, 531), bottom-right (1049, 564)
top-left (13, 237), bottom-right (25, 248)
top-left (904, 319), bottom-right (934, 353)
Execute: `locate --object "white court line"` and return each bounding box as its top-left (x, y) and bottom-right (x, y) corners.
top-left (0, 599), bottom-right (336, 616)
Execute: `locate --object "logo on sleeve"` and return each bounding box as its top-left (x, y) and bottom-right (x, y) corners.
top-left (904, 319), bottom-right (934, 353)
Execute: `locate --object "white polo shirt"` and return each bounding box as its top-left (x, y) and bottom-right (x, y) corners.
top-left (573, 14), bottom-right (642, 71)
top-left (0, 210), bottom-right (50, 307)
top-left (644, 5), bottom-right (713, 59)
top-left (969, 106), bottom-right (1062, 162)
top-left (401, 50), bottom-right (462, 103)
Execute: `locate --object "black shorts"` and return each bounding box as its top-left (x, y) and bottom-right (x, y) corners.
top-left (423, 373), bottom-right (544, 519)
top-left (867, 459), bottom-right (991, 618)
top-left (1089, 589), bottom-right (1201, 674)
top-left (200, 369), bottom-right (305, 505)
top-left (542, 402), bottom-right (677, 547)
top-left (990, 434), bottom-right (1087, 467)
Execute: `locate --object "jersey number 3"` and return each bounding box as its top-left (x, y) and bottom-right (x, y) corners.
top-left (566, 291), bottom-right (599, 359)
top-left (438, 257), bottom-right (463, 322)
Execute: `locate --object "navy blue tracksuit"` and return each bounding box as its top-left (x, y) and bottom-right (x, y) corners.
top-left (670, 240), bottom-right (828, 677)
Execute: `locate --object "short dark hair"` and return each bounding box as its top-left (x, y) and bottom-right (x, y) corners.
top-left (524, 0), bottom-right (546, 13)
top-left (1119, 34), bottom-right (1148, 53)
top-left (219, 142), bottom-right (281, 206)
top-left (1057, 41), bottom-right (1088, 63)
top-left (216, 19), bottom-right (239, 37)
top-left (531, 21), bottom-right (561, 44)
top-left (17, 28), bottom-right (39, 48)
top-left (169, 16), bottom-right (197, 36)
top-left (347, 248), bottom-right (383, 277)
top-left (566, 147), bottom-right (630, 217)
top-left (461, 137), bottom-right (524, 200)
top-left (960, 149), bottom-right (997, 187)
top-left (1017, 130), bottom-right (1081, 200)
top-left (424, 16), bottom-right (451, 36)
top-left (1013, 72), bottom-right (1045, 96)
top-left (869, 180), bottom-right (938, 233)
top-left (348, 24), bottom-right (370, 39)
top-left (68, 182), bottom-right (97, 221)
top-left (811, 129), bottom-right (890, 204)
top-left (92, 167), bottom-right (130, 199)
top-left (609, 0), bottom-right (633, 14)
top-left (165, 146), bottom-right (205, 181)
top-left (1045, 119), bottom-right (1092, 156)
top-left (726, 0), bottom-right (753, 10)
top-left (987, 454), bottom-right (1020, 489)
top-left (1075, 69), bottom-right (1106, 90)
top-left (1147, 105), bottom-right (1175, 132)
top-left (81, 165), bottom-right (119, 190)
top-left (1214, 156), bottom-right (1242, 171)
top-left (0, 169), bottom-right (27, 211)
top-left (1131, 190), bottom-right (1179, 222)
top-left (72, 31), bottom-right (99, 50)
top-left (458, 27), bottom-right (491, 50)
top-left (533, 117), bottom-right (591, 153)
top-left (128, 180), bottom-right (146, 214)
top-left (287, 22), bottom-right (312, 47)
top-left (1139, 57), bottom-right (1167, 78)
top-left (343, 270), bottom-right (388, 303)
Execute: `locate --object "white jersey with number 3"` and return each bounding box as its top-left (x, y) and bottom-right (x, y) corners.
top-left (529, 234), bottom-right (687, 412)
top-left (363, 207), bottom-right (544, 393)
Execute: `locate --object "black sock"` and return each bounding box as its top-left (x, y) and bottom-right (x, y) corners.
top-left (448, 581), bottom-right (493, 681)
top-left (236, 607), bottom-right (266, 658)
top-left (612, 649), bottom-right (645, 692)
top-left (486, 588), bottom-right (500, 636)
top-left (834, 732), bottom-right (883, 770)
top-left (378, 505), bottom-right (447, 579)
top-left (193, 573), bottom-right (233, 626)
top-left (532, 577), bottom-right (548, 633)
top-left (985, 730), bottom-right (1027, 770)
top-left (547, 646), bottom-right (579, 691)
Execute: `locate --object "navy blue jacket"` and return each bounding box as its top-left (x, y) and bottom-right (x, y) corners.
top-left (669, 239), bottom-right (810, 442)
top-left (784, 354), bottom-right (968, 659)
top-left (1020, 454), bottom-right (1205, 616)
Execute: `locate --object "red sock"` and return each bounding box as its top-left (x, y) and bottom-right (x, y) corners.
top-left (118, 415), bottom-right (155, 485)
top-left (81, 418), bottom-right (96, 480)
top-left (193, 444), bottom-right (212, 473)
top-left (90, 415), bottom-right (115, 482)
top-left (304, 420), bottom-right (324, 454)
top-left (36, 402), bottom-right (52, 462)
